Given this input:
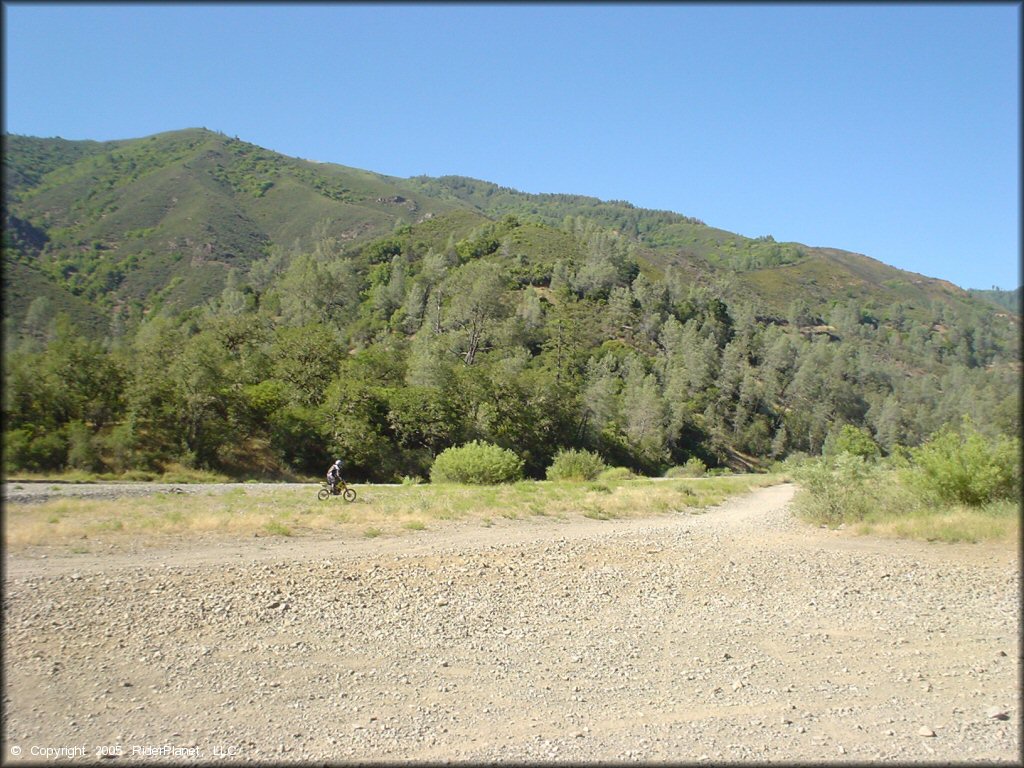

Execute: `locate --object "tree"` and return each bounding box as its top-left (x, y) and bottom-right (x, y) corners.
top-left (275, 253), bottom-right (359, 329)
top-left (123, 316), bottom-right (188, 468)
top-left (168, 329), bottom-right (236, 468)
top-left (439, 261), bottom-right (511, 366)
top-left (472, 355), bottom-right (575, 477)
top-left (19, 296), bottom-right (56, 348)
top-left (384, 386), bottom-right (466, 459)
top-left (582, 353), bottom-right (622, 441)
top-left (870, 394), bottom-right (906, 453)
top-left (43, 323), bottom-right (127, 431)
top-left (270, 324), bottom-right (343, 406)
top-left (540, 296), bottom-right (600, 387)
top-left (620, 354), bottom-right (669, 469)
top-left (320, 378), bottom-right (397, 481)
top-left (658, 316), bottom-right (720, 436)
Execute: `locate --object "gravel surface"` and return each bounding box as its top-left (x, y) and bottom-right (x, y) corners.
top-left (2, 483), bottom-right (1019, 763)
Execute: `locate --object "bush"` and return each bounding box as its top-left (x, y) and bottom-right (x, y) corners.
top-left (3, 427), bottom-right (67, 472)
top-left (546, 448), bottom-right (607, 481)
top-left (66, 421), bottom-right (103, 472)
top-left (824, 424), bottom-right (880, 460)
top-left (101, 423), bottom-right (138, 474)
top-left (907, 422), bottom-right (1021, 506)
top-left (430, 441), bottom-right (524, 485)
top-left (665, 456), bottom-right (707, 478)
top-left (596, 467), bottom-right (635, 484)
top-left (792, 453), bottom-right (882, 526)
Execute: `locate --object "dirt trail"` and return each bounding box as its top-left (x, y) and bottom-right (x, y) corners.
top-left (3, 483), bottom-right (1019, 763)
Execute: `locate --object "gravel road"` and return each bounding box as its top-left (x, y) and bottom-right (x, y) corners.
top-left (2, 483), bottom-right (1019, 763)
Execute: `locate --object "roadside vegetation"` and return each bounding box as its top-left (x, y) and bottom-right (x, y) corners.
top-left (2, 472), bottom-right (782, 552)
top-left (788, 421), bottom-right (1020, 544)
top-left (4, 463), bottom-right (236, 485)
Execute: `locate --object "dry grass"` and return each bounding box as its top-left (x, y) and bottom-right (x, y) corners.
top-left (851, 500), bottom-right (1020, 544)
top-left (3, 475), bottom-right (782, 552)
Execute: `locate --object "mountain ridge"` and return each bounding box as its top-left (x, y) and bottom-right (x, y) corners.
top-left (4, 127), bottom-right (1010, 340)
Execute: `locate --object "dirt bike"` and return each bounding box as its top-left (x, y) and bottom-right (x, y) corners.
top-left (318, 480), bottom-right (356, 502)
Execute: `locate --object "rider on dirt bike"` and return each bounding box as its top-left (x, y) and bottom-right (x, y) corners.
top-left (326, 459), bottom-right (344, 494)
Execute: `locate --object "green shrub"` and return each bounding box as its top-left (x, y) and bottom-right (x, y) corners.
top-left (430, 441), bottom-right (524, 485)
top-left (824, 424), bottom-right (881, 460)
top-left (66, 421), bottom-right (103, 472)
top-left (907, 422), bottom-right (1021, 506)
top-left (263, 520), bottom-right (292, 537)
top-left (3, 429), bottom-right (31, 473)
top-left (665, 457), bottom-right (707, 478)
top-left (101, 423), bottom-right (138, 474)
top-left (546, 448), bottom-right (607, 481)
top-left (792, 454), bottom-right (882, 526)
top-left (596, 467), bottom-right (635, 483)
top-left (4, 427), bottom-right (67, 472)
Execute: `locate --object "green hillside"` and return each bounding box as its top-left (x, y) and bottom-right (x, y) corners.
top-left (2, 128), bottom-right (1019, 481)
top-left (3, 128), bottom-right (999, 331)
top-left (3, 129), bottom-right (468, 320)
top-left (969, 286), bottom-right (1021, 314)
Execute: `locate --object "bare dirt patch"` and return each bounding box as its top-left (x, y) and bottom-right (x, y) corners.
top-left (3, 484), bottom-right (1019, 763)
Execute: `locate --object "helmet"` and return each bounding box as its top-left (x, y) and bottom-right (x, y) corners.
top-left (334, 459), bottom-right (343, 466)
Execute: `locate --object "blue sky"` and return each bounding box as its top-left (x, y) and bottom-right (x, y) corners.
top-left (3, 2), bottom-right (1019, 290)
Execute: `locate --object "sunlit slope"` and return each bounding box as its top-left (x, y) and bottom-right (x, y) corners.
top-left (2, 128), bottom-right (1008, 331)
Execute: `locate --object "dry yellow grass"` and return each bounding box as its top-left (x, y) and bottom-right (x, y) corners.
top-left (852, 500), bottom-right (1020, 544)
top-left (3, 475), bottom-right (782, 552)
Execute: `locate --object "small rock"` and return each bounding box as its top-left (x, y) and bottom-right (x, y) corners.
top-left (986, 707), bottom-right (1010, 721)
top-left (918, 726), bottom-right (936, 737)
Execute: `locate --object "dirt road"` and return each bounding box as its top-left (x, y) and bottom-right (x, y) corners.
top-left (2, 483), bottom-right (1019, 763)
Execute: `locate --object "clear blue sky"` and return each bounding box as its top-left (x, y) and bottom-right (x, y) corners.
top-left (3, 2), bottom-right (1019, 290)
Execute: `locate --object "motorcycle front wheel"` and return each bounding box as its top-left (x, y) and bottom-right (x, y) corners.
top-left (343, 488), bottom-right (357, 502)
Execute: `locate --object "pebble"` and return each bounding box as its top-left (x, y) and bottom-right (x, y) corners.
top-left (2, 483), bottom-right (1018, 762)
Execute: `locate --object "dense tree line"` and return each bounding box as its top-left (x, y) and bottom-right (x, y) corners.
top-left (4, 218), bottom-right (1019, 481)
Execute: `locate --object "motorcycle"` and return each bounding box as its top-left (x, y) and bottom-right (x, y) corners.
top-left (318, 481), bottom-right (356, 502)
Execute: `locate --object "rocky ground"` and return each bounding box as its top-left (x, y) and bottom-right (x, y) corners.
top-left (2, 482), bottom-right (1019, 763)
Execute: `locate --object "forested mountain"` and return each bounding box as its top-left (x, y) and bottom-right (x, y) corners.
top-left (3, 129), bottom-right (1019, 480)
top-left (969, 286), bottom-right (1021, 314)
